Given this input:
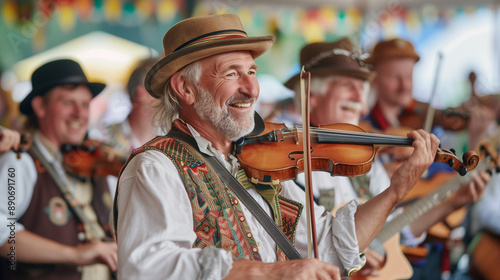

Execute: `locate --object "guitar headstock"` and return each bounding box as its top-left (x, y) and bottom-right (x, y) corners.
top-left (479, 142), bottom-right (500, 173)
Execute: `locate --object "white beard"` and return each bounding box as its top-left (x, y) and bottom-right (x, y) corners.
top-left (194, 85), bottom-right (255, 141)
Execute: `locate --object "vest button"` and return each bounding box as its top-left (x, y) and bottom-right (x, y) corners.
top-left (233, 199), bottom-right (239, 205)
top-left (239, 216), bottom-right (245, 222)
top-left (252, 247), bottom-right (258, 253)
top-left (77, 232), bottom-right (86, 241)
top-left (247, 233), bottom-right (252, 238)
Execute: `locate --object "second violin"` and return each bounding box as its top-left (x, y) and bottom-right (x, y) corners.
top-left (61, 138), bottom-right (128, 178)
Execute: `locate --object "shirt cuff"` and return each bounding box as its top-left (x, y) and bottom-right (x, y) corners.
top-left (401, 225), bottom-right (427, 247)
top-left (330, 199), bottom-right (365, 277)
top-left (198, 246), bottom-right (233, 280)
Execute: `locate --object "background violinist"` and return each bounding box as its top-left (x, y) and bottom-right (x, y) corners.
top-left (0, 59), bottom-right (117, 280)
top-left (364, 38), bottom-right (494, 280)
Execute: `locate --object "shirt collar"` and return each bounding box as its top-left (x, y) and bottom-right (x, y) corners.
top-left (34, 131), bottom-right (62, 164)
top-left (185, 122), bottom-right (240, 174)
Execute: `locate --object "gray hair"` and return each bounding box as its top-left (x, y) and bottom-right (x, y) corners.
top-left (292, 75), bottom-right (370, 113)
top-left (292, 76), bottom-right (338, 113)
top-left (153, 61), bottom-right (202, 133)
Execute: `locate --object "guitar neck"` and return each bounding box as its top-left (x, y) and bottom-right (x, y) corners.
top-left (375, 157), bottom-right (491, 243)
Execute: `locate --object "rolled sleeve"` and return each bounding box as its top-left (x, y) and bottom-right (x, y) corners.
top-left (281, 182), bottom-right (364, 277)
top-left (327, 199), bottom-right (365, 276)
top-left (0, 151), bottom-right (36, 246)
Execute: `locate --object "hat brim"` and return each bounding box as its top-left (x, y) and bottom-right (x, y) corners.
top-left (364, 53), bottom-right (420, 65)
top-left (145, 36), bottom-right (275, 98)
top-left (284, 67), bottom-right (375, 89)
top-left (20, 82), bottom-right (105, 115)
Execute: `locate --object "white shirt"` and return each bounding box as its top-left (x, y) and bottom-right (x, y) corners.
top-left (0, 150), bottom-right (37, 245)
top-left (471, 172), bottom-right (500, 235)
top-left (115, 124), bottom-right (365, 279)
top-left (0, 133), bottom-right (111, 279)
top-left (296, 160), bottom-right (424, 247)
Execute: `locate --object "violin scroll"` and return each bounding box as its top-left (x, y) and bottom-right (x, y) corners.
top-left (17, 133), bottom-right (33, 159)
top-left (433, 148), bottom-right (479, 176)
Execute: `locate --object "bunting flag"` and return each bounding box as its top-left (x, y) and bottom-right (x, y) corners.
top-left (77, 0), bottom-right (93, 20)
top-left (0, 0), bottom-right (494, 64)
top-left (58, 4), bottom-right (76, 32)
top-left (104, 0), bottom-right (121, 22)
top-left (2, 1), bottom-right (17, 27)
top-left (156, 0), bottom-right (176, 23)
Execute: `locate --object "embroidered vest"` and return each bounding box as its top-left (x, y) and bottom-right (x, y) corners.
top-left (0, 150), bottom-right (113, 280)
top-left (115, 135), bottom-right (303, 261)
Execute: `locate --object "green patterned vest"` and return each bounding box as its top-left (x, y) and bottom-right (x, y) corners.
top-left (115, 135), bottom-right (303, 261)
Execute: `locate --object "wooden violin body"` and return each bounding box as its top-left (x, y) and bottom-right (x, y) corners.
top-left (237, 123), bottom-right (374, 183)
top-left (61, 139), bottom-right (128, 178)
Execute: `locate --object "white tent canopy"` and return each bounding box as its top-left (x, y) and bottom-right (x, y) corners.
top-left (11, 31), bottom-right (157, 102)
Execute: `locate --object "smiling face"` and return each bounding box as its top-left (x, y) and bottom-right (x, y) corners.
top-left (310, 76), bottom-right (366, 126)
top-left (33, 84), bottom-right (92, 148)
top-left (372, 58), bottom-right (416, 109)
top-left (194, 51), bottom-right (259, 140)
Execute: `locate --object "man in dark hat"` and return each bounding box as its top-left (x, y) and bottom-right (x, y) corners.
top-left (0, 59), bottom-right (117, 280)
top-left (114, 14), bottom-right (440, 280)
top-left (274, 38), bottom-right (489, 279)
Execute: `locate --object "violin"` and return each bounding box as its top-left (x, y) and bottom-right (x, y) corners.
top-left (235, 122), bottom-right (479, 184)
top-left (400, 71), bottom-right (500, 132)
top-left (61, 139), bottom-right (128, 178)
top-left (16, 133), bottom-right (33, 159)
top-left (398, 100), bottom-right (470, 132)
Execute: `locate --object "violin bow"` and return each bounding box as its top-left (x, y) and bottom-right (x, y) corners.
top-left (299, 66), bottom-right (319, 258)
top-left (423, 52), bottom-right (444, 132)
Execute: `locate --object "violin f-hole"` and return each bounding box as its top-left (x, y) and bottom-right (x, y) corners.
top-left (288, 147), bottom-right (314, 161)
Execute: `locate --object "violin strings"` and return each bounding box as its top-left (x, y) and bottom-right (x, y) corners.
top-left (290, 126), bottom-right (454, 154)
top-left (292, 126), bottom-right (413, 144)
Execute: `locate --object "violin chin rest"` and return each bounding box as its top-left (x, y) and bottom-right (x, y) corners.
top-left (245, 111), bottom-right (266, 137)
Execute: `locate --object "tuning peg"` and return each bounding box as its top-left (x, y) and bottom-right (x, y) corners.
top-left (450, 148), bottom-right (456, 155)
top-left (448, 158), bottom-right (454, 167)
top-left (458, 166), bottom-right (467, 176)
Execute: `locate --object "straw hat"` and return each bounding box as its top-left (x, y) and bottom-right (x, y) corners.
top-left (20, 59), bottom-right (105, 115)
top-left (365, 38), bottom-right (420, 66)
top-left (145, 14), bottom-right (275, 98)
top-left (285, 37), bottom-right (374, 89)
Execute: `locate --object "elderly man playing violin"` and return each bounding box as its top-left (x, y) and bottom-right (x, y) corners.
top-left (113, 14), bottom-right (444, 280)
top-left (0, 59), bottom-right (117, 280)
top-left (269, 37), bottom-right (490, 279)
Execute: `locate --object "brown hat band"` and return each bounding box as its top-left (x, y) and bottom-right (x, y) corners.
top-left (174, 29), bottom-right (248, 52)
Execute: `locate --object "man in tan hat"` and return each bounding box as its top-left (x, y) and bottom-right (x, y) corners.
top-left (114, 14), bottom-right (443, 279)
top-left (365, 38), bottom-right (495, 151)
top-left (271, 38), bottom-right (489, 279)
top-left (364, 38), bottom-right (421, 131)
top-left (0, 59), bottom-right (117, 279)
